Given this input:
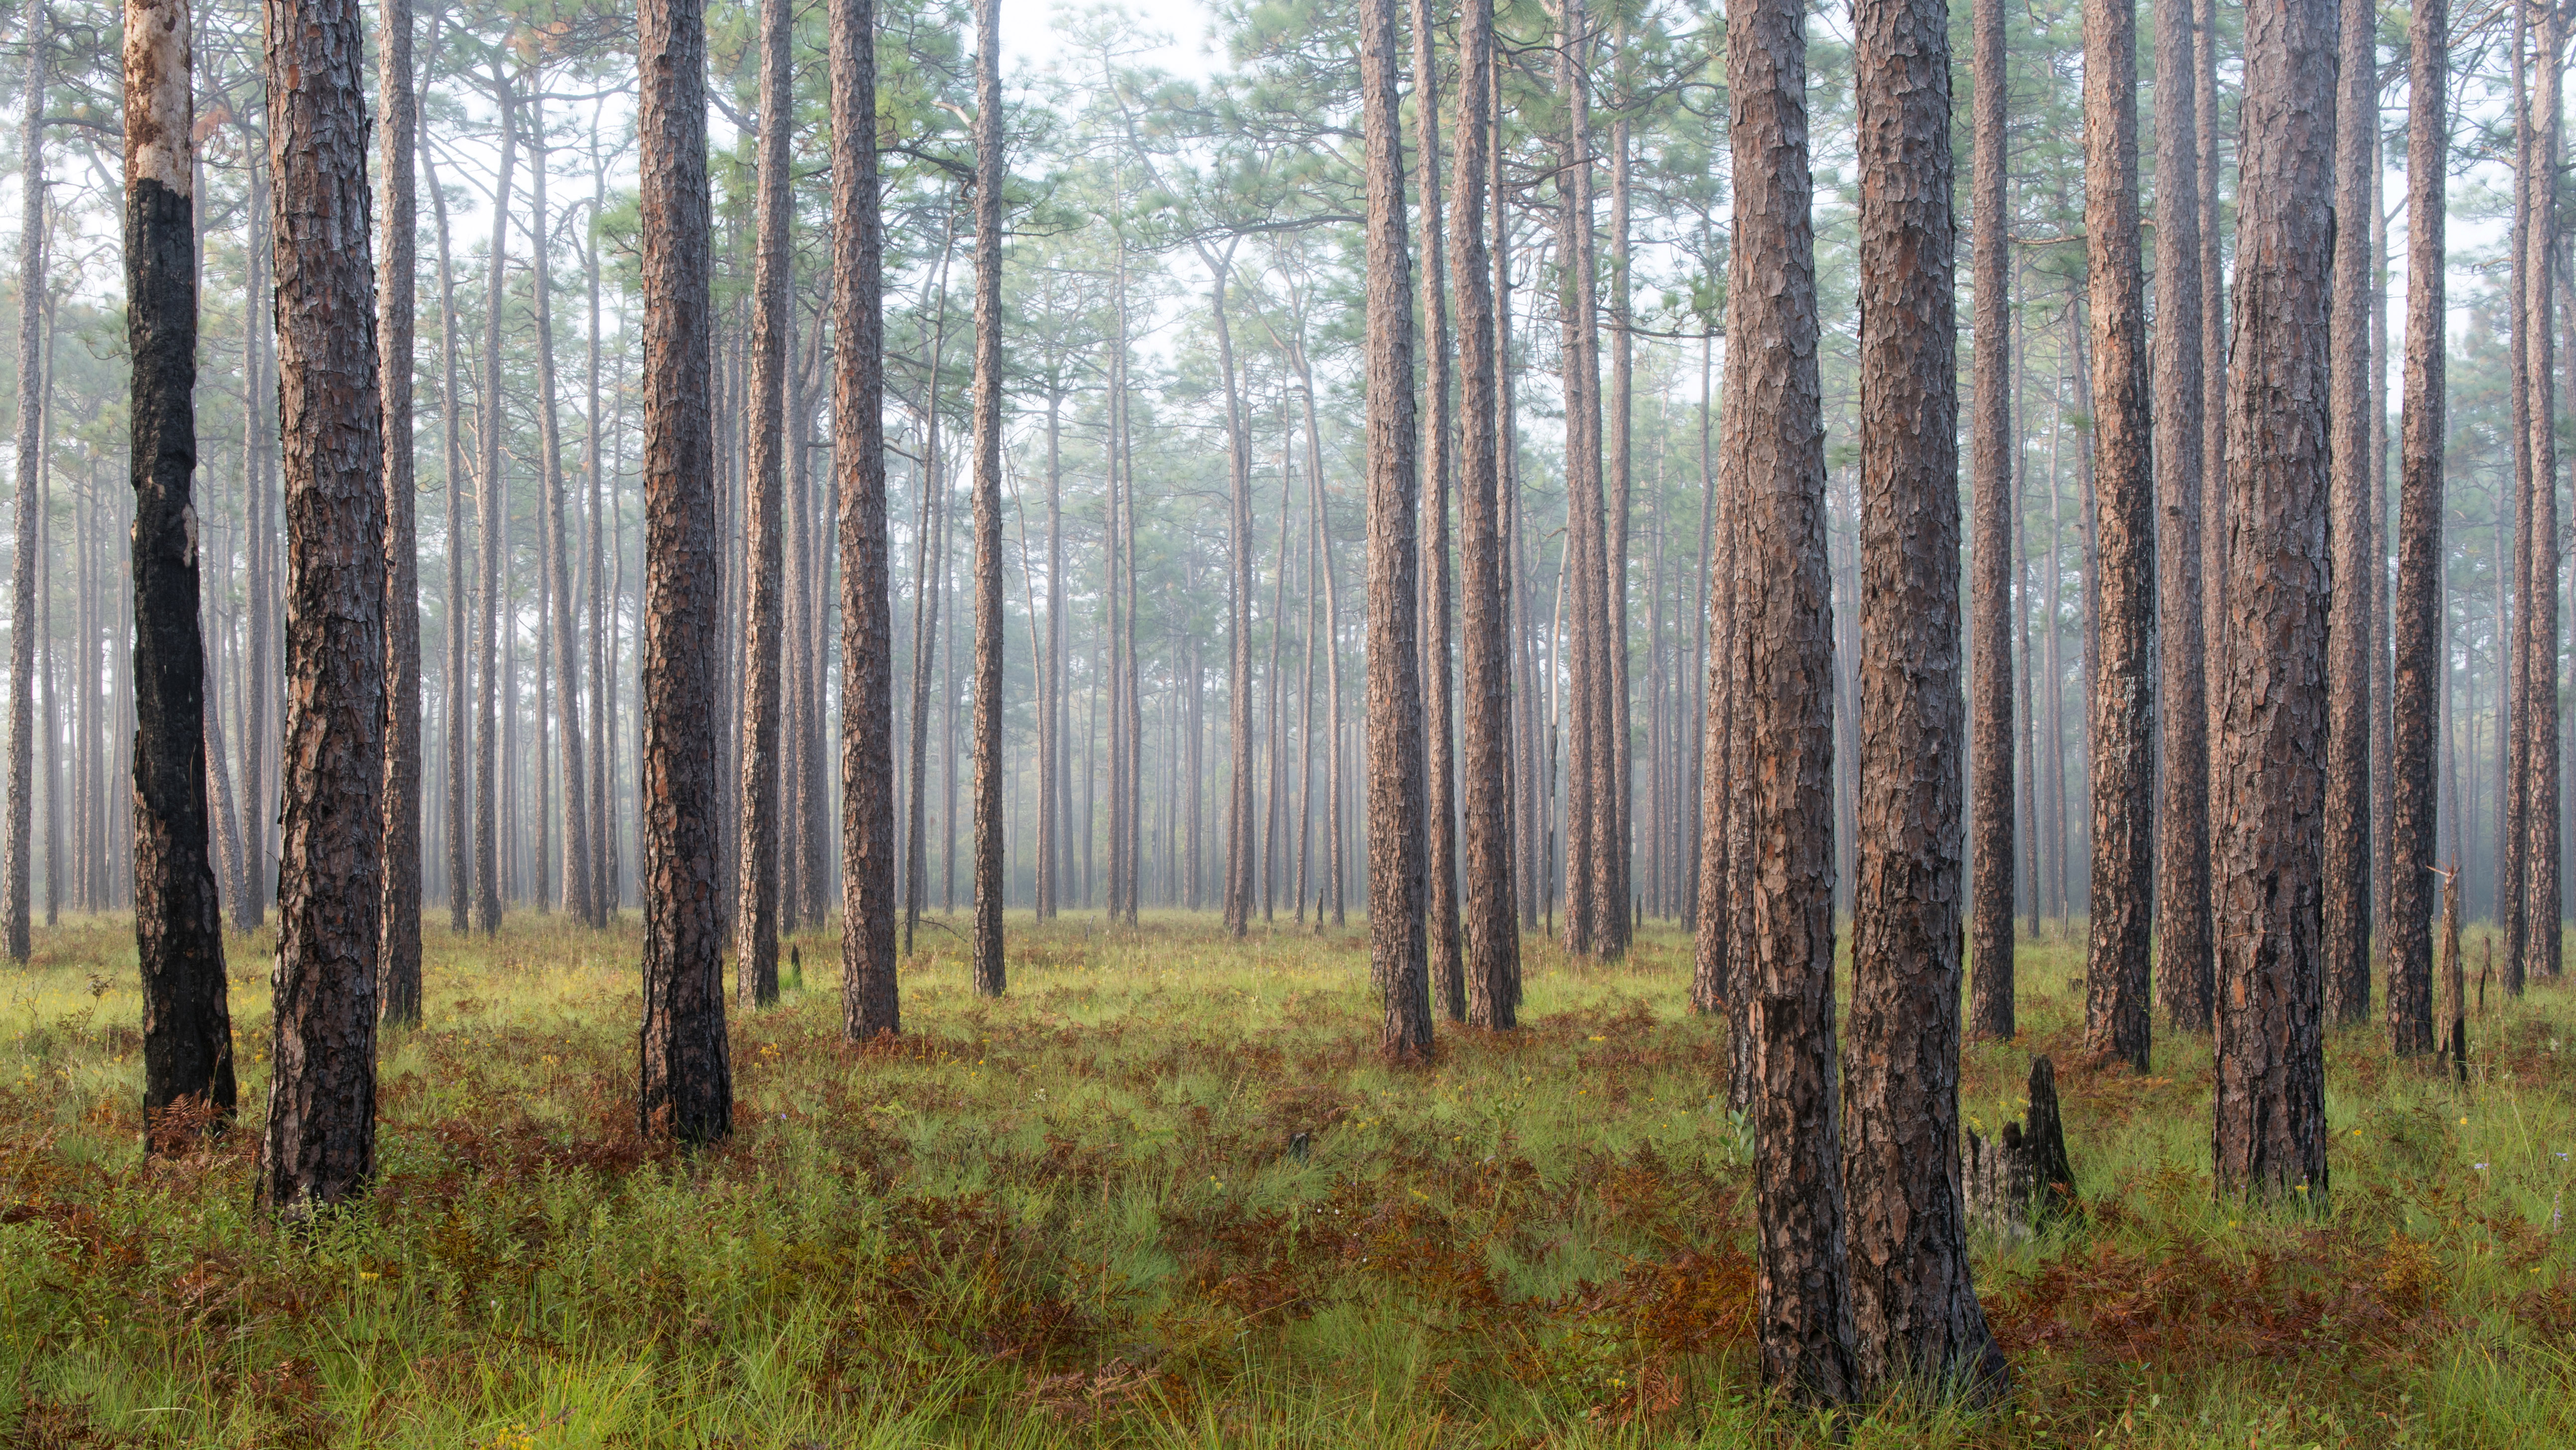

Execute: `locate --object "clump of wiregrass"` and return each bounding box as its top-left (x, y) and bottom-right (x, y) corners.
top-left (3, 911), bottom-right (2575, 1447)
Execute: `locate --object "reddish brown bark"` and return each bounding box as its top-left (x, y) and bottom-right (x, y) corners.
top-left (258, 0), bottom-right (386, 1212)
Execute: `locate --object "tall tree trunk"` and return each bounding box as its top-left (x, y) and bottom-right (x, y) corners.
top-left (636, 0), bottom-right (731, 1144)
top-left (258, 0), bottom-right (386, 1212)
top-left (588, 154), bottom-right (615, 916)
top-left (2387, 0), bottom-right (2446, 1056)
top-left (1412, 0), bottom-right (1461, 1008)
top-left (1557, 0), bottom-right (1610, 961)
top-left (475, 75), bottom-right (515, 937)
top-left (2505, 3), bottom-right (2532, 977)
top-left (736, 0), bottom-right (791, 1001)
top-left (2212, 0), bottom-right (2336, 1202)
top-left (1203, 247), bottom-right (1253, 937)
top-left (1845, 0), bottom-right (2006, 1394)
top-left (242, 161), bottom-right (274, 927)
top-left (377, 0), bottom-right (423, 1022)
top-left (968, 0), bottom-right (1007, 994)
top-left (1602, 47), bottom-right (1633, 958)
top-left (423, 56), bottom-right (468, 937)
top-left (2082, 0), bottom-right (2154, 1072)
top-left (126, 0), bottom-right (238, 1134)
top-left (2152, 0), bottom-right (2212, 1035)
top-left (2198, 0), bottom-right (2227, 744)
top-left (834, 0), bottom-right (896, 1035)
top-left (1454, 0), bottom-right (1517, 1029)
top-left (2321, 0), bottom-right (2375, 1024)
top-left (1037, 385), bottom-right (1062, 920)
top-left (1358, 0), bottom-right (1430, 1058)
top-left (2523, 3), bottom-right (2564, 985)
top-left (528, 110), bottom-right (591, 931)
top-left (1967, 0), bottom-right (2014, 1038)
top-left (1730, 0), bottom-right (1858, 1403)
top-left (3, 9), bottom-right (42, 961)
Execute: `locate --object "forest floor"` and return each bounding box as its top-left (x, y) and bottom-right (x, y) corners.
top-left (2, 912), bottom-right (2573, 1448)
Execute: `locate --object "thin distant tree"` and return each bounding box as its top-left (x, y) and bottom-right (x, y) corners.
top-left (736, 0), bottom-right (792, 1004)
top-left (637, 0), bottom-right (732, 1143)
top-left (968, 0), bottom-right (1007, 995)
top-left (2082, 0), bottom-right (2154, 1073)
top-left (1452, 0), bottom-right (1517, 1029)
top-left (1844, 0), bottom-right (2007, 1396)
top-left (258, 0), bottom-right (386, 1212)
top-left (1357, 0), bottom-right (1431, 1059)
top-left (2152, 0), bottom-right (2211, 1034)
top-left (2212, 0), bottom-right (2336, 1201)
top-left (474, 76), bottom-right (516, 937)
top-left (423, 43), bottom-right (468, 937)
top-left (528, 108), bottom-right (591, 930)
top-left (2320, 0), bottom-right (2374, 1024)
top-left (377, 0), bottom-right (422, 1023)
top-left (833, 0), bottom-right (897, 1039)
top-left (4, 6), bottom-right (43, 963)
top-left (1967, 0), bottom-right (2014, 1039)
top-left (126, 0), bottom-right (237, 1135)
top-left (1731, 0), bottom-right (1858, 1403)
top-left (2387, 0), bottom-right (2447, 1057)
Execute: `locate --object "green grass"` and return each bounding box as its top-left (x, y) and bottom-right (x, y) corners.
top-left (4, 910), bottom-right (2576, 1446)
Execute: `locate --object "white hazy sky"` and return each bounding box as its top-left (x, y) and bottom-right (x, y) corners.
top-left (997, 0), bottom-right (1225, 83)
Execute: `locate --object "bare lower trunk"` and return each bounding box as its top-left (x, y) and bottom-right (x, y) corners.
top-left (832, 0), bottom-right (896, 1036)
top-left (2320, 0), bottom-right (2375, 1024)
top-left (1730, 0), bottom-right (1858, 1403)
top-left (258, 0), bottom-right (387, 1211)
top-left (2387, 0), bottom-right (2446, 1056)
top-left (1359, 0), bottom-right (1430, 1058)
top-left (2152, 0), bottom-right (2211, 1035)
top-left (1967, 0), bottom-right (2014, 1038)
top-left (735, 0), bottom-right (791, 1001)
top-left (637, 0), bottom-right (731, 1143)
top-left (968, 0), bottom-right (1007, 995)
top-left (2082, 0), bottom-right (2154, 1072)
top-left (376, 0), bottom-right (423, 1021)
top-left (1454, 0), bottom-right (1518, 1029)
top-left (2212, 0), bottom-right (2336, 1202)
top-left (126, 0), bottom-right (237, 1133)
top-left (1844, 0), bottom-right (2005, 1393)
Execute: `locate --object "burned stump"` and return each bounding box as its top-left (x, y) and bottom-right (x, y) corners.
top-left (1964, 1055), bottom-right (2077, 1241)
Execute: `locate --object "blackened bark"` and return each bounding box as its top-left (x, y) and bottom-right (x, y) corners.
top-left (1846, 0), bottom-right (2005, 1394)
top-left (1454, 0), bottom-right (1518, 1030)
top-left (2387, 0), bottom-right (2446, 1057)
top-left (126, 0), bottom-right (236, 1134)
top-left (2197, 0), bottom-right (2226, 746)
top-left (1967, 0), bottom-right (2014, 1039)
top-left (736, 0), bottom-right (791, 1003)
top-left (1730, 0), bottom-right (1858, 1403)
top-left (258, 0), bottom-right (385, 1213)
top-left (377, 0), bottom-right (421, 1022)
top-left (1359, 0), bottom-right (1431, 1059)
top-left (2153, 0), bottom-right (2212, 1035)
top-left (2082, 0), bottom-right (2154, 1073)
top-left (2212, 0), bottom-right (2335, 1202)
top-left (2321, 0), bottom-right (2374, 1024)
top-left (969, 0), bottom-right (1007, 996)
top-left (834, 0), bottom-right (896, 1038)
top-left (638, 0), bottom-right (732, 1142)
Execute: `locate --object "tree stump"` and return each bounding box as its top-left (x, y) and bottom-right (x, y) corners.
top-left (1964, 1055), bottom-right (2077, 1241)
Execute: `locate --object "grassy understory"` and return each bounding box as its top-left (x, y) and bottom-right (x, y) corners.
top-left (4, 911), bottom-right (2575, 1447)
